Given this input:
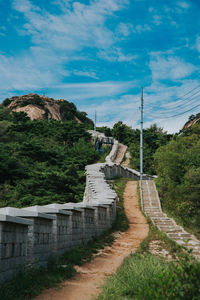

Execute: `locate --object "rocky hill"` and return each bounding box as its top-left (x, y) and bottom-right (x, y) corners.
top-left (182, 112), bottom-right (200, 130)
top-left (2, 93), bottom-right (93, 126)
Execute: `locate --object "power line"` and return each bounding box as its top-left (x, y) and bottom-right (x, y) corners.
top-left (144, 84), bottom-right (200, 114)
top-left (146, 96), bottom-right (200, 117)
top-left (146, 103), bottom-right (200, 120)
top-left (145, 88), bottom-right (200, 114)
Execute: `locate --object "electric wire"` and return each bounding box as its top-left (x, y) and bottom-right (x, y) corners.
top-left (145, 96), bottom-right (200, 117)
top-left (145, 89), bottom-right (200, 114)
top-left (146, 103), bottom-right (200, 120)
top-left (143, 84), bottom-right (200, 119)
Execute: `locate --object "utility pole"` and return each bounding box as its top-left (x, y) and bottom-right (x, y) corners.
top-left (140, 87), bottom-right (144, 180)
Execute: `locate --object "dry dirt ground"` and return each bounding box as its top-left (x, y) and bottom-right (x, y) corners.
top-left (35, 181), bottom-right (149, 300)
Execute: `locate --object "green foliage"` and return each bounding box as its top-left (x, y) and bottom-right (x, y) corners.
top-left (59, 100), bottom-right (93, 128)
top-left (154, 125), bottom-right (200, 235)
top-left (2, 98), bottom-right (11, 107)
top-left (111, 122), bottom-right (171, 174)
top-left (98, 215), bottom-right (200, 300)
top-left (19, 94), bottom-right (45, 107)
top-left (98, 252), bottom-right (200, 300)
top-left (96, 126), bottom-right (112, 137)
top-left (0, 105), bottom-right (99, 207)
top-left (111, 177), bottom-right (129, 232)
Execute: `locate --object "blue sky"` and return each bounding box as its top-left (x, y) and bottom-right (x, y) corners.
top-left (0, 0), bottom-right (200, 132)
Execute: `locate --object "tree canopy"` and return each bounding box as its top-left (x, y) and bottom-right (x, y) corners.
top-left (0, 106), bottom-right (99, 208)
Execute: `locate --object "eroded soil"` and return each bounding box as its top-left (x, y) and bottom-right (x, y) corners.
top-left (35, 181), bottom-right (149, 300)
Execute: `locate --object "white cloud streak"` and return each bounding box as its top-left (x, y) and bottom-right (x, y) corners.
top-left (150, 53), bottom-right (196, 81)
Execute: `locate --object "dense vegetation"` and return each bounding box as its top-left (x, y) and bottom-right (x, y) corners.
top-left (155, 123), bottom-right (200, 237)
top-left (0, 105), bottom-right (99, 208)
top-left (98, 122), bottom-right (172, 175)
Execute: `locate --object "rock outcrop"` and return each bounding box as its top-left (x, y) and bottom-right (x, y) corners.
top-left (7, 94), bottom-right (62, 120)
top-left (2, 93), bottom-right (93, 125)
top-left (182, 113), bottom-right (200, 130)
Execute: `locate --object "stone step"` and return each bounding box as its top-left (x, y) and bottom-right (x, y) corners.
top-left (158, 226), bottom-right (183, 233)
top-left (141, 180), bottom-right (200, 261)
top-left (167, 233), bottom-right (192, 239)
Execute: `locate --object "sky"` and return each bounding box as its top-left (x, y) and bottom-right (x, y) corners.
top-left (0, 0), bottom-right (200, 132)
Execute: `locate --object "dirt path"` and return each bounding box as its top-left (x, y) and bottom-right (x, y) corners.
top-left (35, 181), bottom-right (149, 300)
top-left (114, 143), bottom-right (127, 164)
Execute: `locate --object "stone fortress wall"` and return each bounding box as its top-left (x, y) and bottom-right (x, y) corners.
top-left (0, 132), bottom-right (151, 284)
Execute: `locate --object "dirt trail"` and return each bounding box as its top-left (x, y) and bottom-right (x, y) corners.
top-left (114, 143), bottom-right (127, 164)
top-left (35, 182), bottom-right (149, 300)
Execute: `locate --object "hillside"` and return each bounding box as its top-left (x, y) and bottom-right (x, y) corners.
top-left (182, 112), bottom-right (200, 130)
top-left (0, 100), bottom-right (98, 208)
top-left (2, 93), bottom-right (93, 126)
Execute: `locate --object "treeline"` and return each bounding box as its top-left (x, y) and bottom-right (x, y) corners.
top-left (97, 122), bottom-right (172, 175)
top-left (0, 106), bottom-right (99, 208)
top-left (155, 123), bottom-right (200, 235)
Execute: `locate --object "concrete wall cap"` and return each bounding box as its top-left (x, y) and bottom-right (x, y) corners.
top-left (0, 213), bottom-right (33, 225)
top-left (25, 205), bottom-right (72, 216)
top-left (0, 207), bottom-right (54, 219)
top-left (44, 203), bottom-right (83, 212)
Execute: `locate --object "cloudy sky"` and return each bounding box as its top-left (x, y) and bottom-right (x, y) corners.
top-left (0, 0), bottom-right (200, 132)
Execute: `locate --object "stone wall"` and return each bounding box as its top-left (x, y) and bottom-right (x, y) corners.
top-left (0, 133), bottom-right (146, 284)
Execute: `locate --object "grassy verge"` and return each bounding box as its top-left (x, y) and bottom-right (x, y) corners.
top-left (0, 177), bottom-right (129, 300)
top-left (154, 180), bottom-right (200, 240)
top-left (97, 201), bottom-right (200, 300)
top-left (162, 206), bottom-right (200, 240)
top-left (111, 177), bottom-right (129, 232)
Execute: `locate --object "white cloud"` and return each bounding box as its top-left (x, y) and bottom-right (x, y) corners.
top-left (79, 93), bottom-right (141, 128)
top-left (135, 24), bottom-right (151, 33)
top-left (50, 80), bottom-right (137, 100)
top-left (12, 0), bottom-right (128, 52)
top-left (0, 0), bottom-right (132, 98)
top-left (116, 22), bottom-right (133, 37)
top-left (72, 70), bottom-right (99, 79)
top-left (142, 79), bottom-right (200, 133)
top-left (98, 47), bottom-right (137, 62)
top-left (177, 1), bottom-right (190, 9)
top-left (150, 53), bottom-right (196, 81)
top-left (152, 15), bottom-right (162, 26)
top-left (0, 47), bottom-right (66, 92)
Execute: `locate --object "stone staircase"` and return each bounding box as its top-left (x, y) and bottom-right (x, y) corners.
top-left (140, 179), bottom-right (200, 260)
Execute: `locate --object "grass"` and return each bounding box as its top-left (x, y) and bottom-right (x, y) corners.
top-left (111, 177), bottom-right (130, 232)
top-left (154, 180), bottom-right (200, 240)
top-left (98, 145), bottom-right (112, 163)
top-left (162, 206), bottom-right (200, 241)
top-left (0, 177), bottom-right (129, 300)
top-left (97, 191), bottom-right (200, 300)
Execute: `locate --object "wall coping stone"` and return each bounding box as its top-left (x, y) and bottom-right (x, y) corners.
top-left (0, 213), bottom-right (33, 225)
top-left (25, 205), bottom-right (72, 216)
top-left (74, 203), bottom-right (96, 210)
top-left (44, 203), bottom-right (83, 212)
top-left (0, 207), bottom-right (55, 220)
